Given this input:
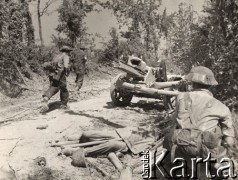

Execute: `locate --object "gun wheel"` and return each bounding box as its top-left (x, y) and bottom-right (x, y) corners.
top-left (110, 74), bottom-right (133, 107)
top-left (110, 87), bottom-right (133, 107)
top-left (110, 73), bottom-right (133, 107)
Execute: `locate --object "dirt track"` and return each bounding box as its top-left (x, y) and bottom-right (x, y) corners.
top-left (0, 75), bottom-right (165, 180)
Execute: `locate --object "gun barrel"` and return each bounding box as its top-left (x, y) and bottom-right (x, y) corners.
top-left (150, 81), bottom-right (181, 89)
top-left (119, 81), bottom-right (180, 96)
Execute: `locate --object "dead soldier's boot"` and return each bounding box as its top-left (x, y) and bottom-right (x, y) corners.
top-left (71, 148), bottom-right (86, 168)
top-left (40, 96), bottom-right (49, 113)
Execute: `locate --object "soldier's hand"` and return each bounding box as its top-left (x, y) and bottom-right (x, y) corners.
top-left (224, 136), bottom-right (235, 148)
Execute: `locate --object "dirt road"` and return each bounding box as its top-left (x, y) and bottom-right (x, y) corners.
top-left (0, 76), bottom-right (165, 180)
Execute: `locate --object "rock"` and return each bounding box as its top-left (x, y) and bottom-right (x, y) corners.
top-left (36, 124), bottom-right (48, 130)
top-left (34, 157), bottom-right (47, 167)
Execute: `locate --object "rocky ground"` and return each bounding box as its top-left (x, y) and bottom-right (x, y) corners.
top-left (0, 70), bottom-right (168, 180)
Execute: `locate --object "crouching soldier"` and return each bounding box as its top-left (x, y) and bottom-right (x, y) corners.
top-left (40, 46), bottom-right (72, 113)
top-left (163, 66), bottom-right (236, 179)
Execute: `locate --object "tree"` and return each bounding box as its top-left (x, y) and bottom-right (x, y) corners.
top-left (34, 0), bottom-right (57, 46)
top-left (163, 1), bottom-right (238, 104)
top-left (99, 27), bottom-right (119, 64)
top-left (37, 0), bottom-right (44, 45)
top-left (201, 0), bottom-right (238, 103)
top-left (164, 3), bottom-right (199, 72)
top-left (22, 0), bottom-right (35, 45)
top-left (55, 0), bottom-right (98, 47)
top-left (0, 0), bottom-right (31, 96)
top-left (98, 0), bottom-right (163, 64)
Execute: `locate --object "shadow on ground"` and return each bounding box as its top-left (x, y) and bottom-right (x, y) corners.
top-left (103, 100), bottom-right (165, 113)
top-left (41, 101), bottom-right (65, 114)
top-left (130, 100), bottom-right (165, 111)
top-left (65, 110), bottom-right (125, 128)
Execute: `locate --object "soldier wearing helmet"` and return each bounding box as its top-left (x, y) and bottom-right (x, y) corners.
top-left (71, 46), bottom-right (88, 91)
top-left (40, 45), bottom-right (73, 112)
top-left (163, 66), bottom-right (235, 178)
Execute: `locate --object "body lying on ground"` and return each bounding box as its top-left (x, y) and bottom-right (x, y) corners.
top-left (62, 126), bottom-right (155, 158)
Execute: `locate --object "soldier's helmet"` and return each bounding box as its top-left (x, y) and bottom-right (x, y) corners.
top-left (60, 45), bottom-right (73, 52)
top-left (185, 66), bottom-right (218, 86)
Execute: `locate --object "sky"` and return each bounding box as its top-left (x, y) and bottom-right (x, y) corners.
top-left (29, 0), bottom-right (206, 46)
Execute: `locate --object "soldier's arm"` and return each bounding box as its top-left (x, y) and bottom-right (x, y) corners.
top-left (218, 105), bottom-right (235, 148)
top-left (63, 54), bottom-right (70, 68)
top-left (63, 54), bottom-right (70, 76)
top-left (176, 93), bottom-right (189, 121)
top-left (219, 106), bottom-right (235, 138)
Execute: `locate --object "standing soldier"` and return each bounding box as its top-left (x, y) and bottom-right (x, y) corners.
top-left (72, 47), bottom-right (87, 91)
top-left (40, 45), bottom-right (72, 113)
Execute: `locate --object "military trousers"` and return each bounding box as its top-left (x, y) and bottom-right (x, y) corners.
top-left (80, 131), bottom-right (128, 157)
top-left (43, 75), bottom-right (69, 105)
top-left (75, 73), bottom-right (84, 90)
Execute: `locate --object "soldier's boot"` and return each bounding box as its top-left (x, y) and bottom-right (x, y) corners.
top-left (40, 96), bottom-right (49, 113)
top-left (59, 104), bottom-right (69, 110)
top-left (71, 148), bottom-right (86, 168)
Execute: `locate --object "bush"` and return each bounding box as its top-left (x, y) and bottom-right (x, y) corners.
top-left (0, 39), bottom-right (57, 97)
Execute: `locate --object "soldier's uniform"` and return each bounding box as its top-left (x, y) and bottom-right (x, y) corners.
top-left (163, 66), bottom-right (235, 179)
top-left (72, 48), bottom-right (87, 91)
top-left (41, 46), bottom-right (72, 112)
top-left (64, 127), bottom-right (155, 157)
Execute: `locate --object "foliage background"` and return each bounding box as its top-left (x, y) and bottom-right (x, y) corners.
top-left (0, 0), bottom-right (238, 110)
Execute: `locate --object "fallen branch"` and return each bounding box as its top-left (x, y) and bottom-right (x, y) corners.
top-left (51, 138), bottom-right (122, 148)
top-left (0, 137), bottom-right (21, 140)
top-left (8, 138), bottom-right (22, 179)
top-left (9, 138), bottom-right (21, 157)
top-left (4, 109), bottom-right (30, 120)
top-left (87, 159), bottom-right (109, 177)
top-left (50, 140), bottom-right (79, 147)
top-left (12, 62), bottom-right (27, 85)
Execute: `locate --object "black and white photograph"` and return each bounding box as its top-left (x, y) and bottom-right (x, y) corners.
top-left (0, 0), bottom-right (238, 179)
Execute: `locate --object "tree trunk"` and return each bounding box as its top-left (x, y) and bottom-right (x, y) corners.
top-left (0, 25), bottom-right (3, 39)
top-left (37, 0), bottom-right (44, 46)
top-left (21, 1), bottom-right (35, 45)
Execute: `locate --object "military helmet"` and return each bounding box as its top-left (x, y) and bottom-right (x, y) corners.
top-left (185, 66), bottom-right (218, 86)
top-left (60, 45), bottom-right (73, 52)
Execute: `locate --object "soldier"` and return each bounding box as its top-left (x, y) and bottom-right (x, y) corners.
top-left (72, 47), bottom-right (87, 91)
top-left (163, 66), bottom-right (236, 179)
top-left (40, 46), bottom-right (72, 113)
top-left (62, 126), bottom-right (155, 166)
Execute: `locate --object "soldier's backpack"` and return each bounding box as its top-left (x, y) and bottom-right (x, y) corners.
top-left (170, 93), bottom-right (225, 162)
top-left (49, 54), bottom-right (66, 80)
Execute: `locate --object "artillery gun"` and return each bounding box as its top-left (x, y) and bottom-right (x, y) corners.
top-left (110, 56), bottom-right (184, 110)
